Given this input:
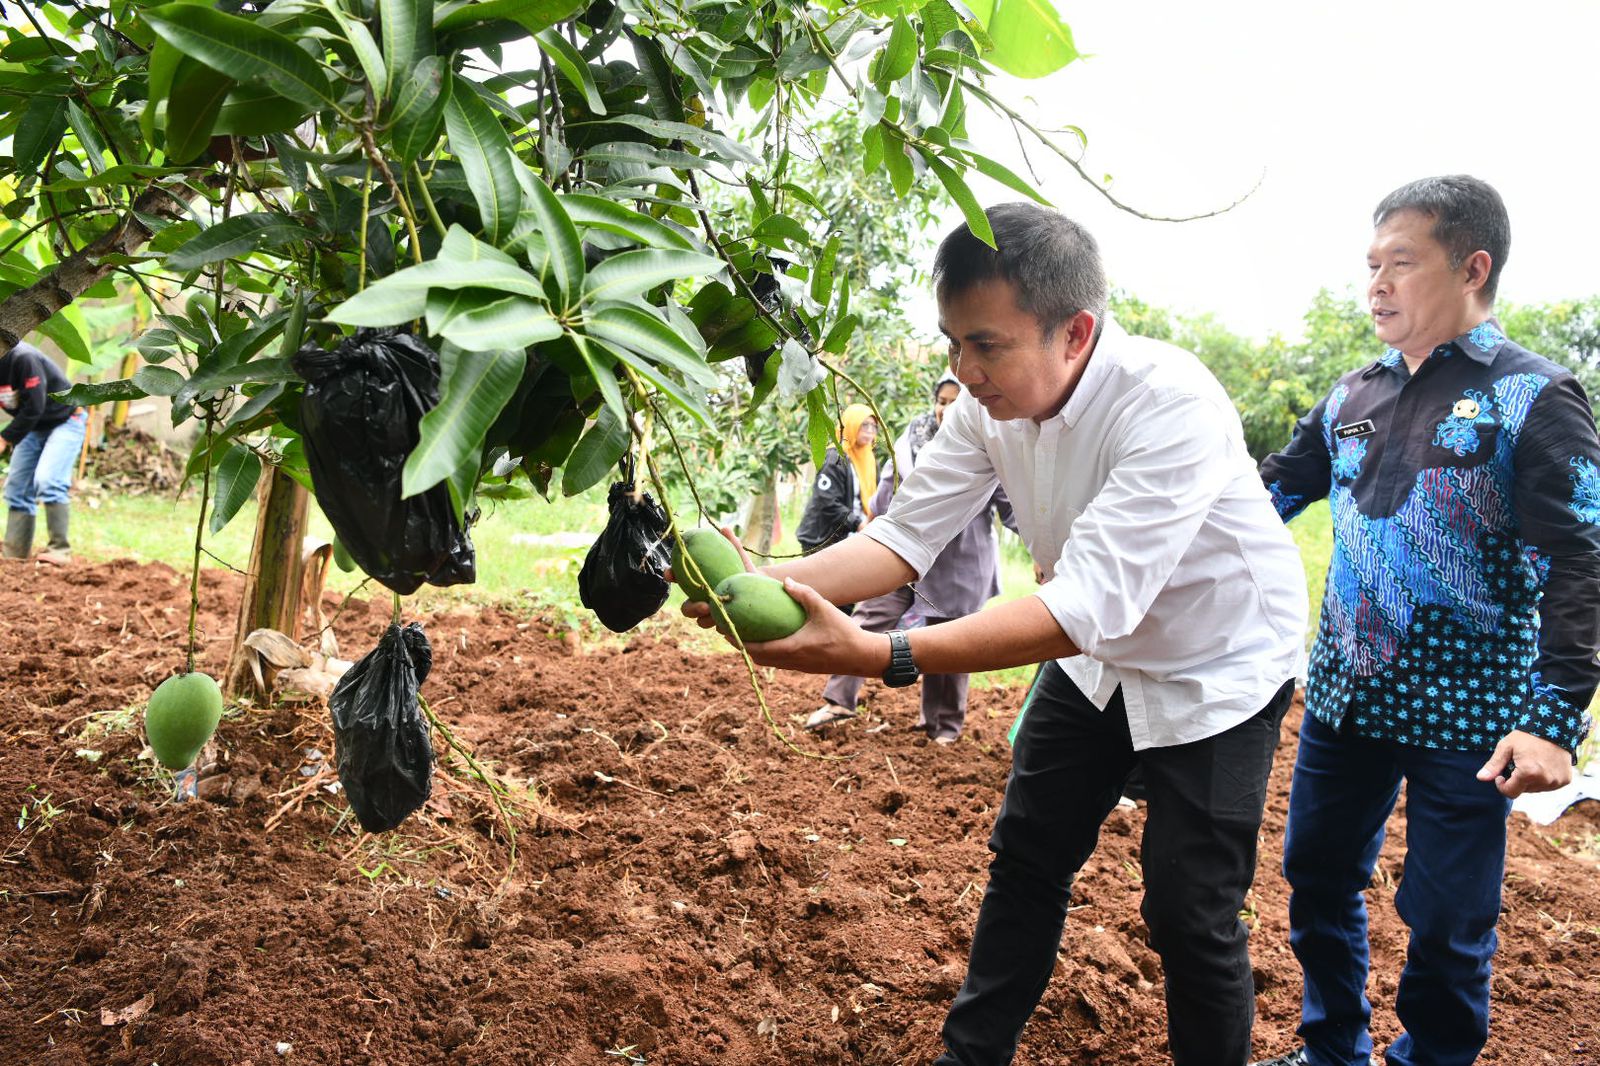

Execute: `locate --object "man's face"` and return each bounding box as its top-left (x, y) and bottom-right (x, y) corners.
top-left (933, 383), bottom-right (960, 426)
top-left (938, 278), bottom-right (1081, 423)
top-left (1367, 209), bottom-right (1485, 358)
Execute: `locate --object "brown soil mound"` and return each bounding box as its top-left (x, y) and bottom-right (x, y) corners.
top-left (1, 558), bottom-right (1595, 1065)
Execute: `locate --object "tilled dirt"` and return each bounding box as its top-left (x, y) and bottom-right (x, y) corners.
top-left (1, 558), bottom-right (1596, 1065)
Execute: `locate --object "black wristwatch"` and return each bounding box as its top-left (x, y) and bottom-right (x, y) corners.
top-left (882, 630), bottom-right (920, 688)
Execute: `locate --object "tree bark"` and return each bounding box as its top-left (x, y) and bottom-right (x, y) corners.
top-left (742, 475), bottom-right (780, 558)
top-left (225, 466), bottom-right (310, 698)
top-left (0, 185), bottom-right (188, 352)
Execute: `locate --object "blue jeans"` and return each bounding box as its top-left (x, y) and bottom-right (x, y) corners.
top-left (4, 409), bottom-right (86, 514)
top-left (1285, 713), bottom-right (1512, 1066)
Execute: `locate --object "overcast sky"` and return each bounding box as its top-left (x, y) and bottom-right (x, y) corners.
top-left (939, 0), bottom-right (1600, 343)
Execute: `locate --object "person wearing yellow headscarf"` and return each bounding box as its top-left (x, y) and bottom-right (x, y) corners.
top-left (795, 403), bottom-right (879, 559)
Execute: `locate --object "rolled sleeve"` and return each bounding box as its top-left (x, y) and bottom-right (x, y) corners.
top-left (864, 397), bottom-right (999, 580)
top-left (1037, 391), bottom-right (1236, 658)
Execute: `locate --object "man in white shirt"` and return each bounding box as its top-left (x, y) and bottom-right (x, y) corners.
top-left (682, 203), bottom-right (1309, 1065)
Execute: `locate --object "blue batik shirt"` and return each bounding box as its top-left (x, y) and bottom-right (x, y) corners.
top-left (1260, 321), bottom-right (1600, 754)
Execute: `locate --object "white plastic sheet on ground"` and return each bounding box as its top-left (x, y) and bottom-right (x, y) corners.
top-left (1511, 762), bottom-right (1600, 825)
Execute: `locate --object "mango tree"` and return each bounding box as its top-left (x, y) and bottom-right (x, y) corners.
top-left (0, 0), bottom-right (1094, 682)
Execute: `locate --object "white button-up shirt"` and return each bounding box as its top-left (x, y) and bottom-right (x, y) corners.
top-left (864, 321), bottom-right (1309, 749)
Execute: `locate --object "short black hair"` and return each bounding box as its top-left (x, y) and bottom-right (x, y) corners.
top-left (933, 202), bottom-right (1108, 338)
top-left (1373, 175), bottom-right (1510, 302)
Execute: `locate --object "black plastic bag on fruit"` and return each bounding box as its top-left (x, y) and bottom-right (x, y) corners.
top-left (578, 461), bottom-right (672, 632)
top-left (330, 622), bottom-right (434, 833)
top-left (292, 328), bottom-right (475, 595)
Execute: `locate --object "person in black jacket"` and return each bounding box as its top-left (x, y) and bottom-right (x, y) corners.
top-left (794, 402), bottom-right (879, 556)
top-left (1, 340), bottom-right (85, 563)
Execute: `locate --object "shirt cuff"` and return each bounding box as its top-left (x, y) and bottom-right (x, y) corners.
top-left (1034, 580), bottom-right (1100, 659)
top-left (861, 519), bottom-right (936, 581)
top-left (1514, 676), bottom-right (1595, 755)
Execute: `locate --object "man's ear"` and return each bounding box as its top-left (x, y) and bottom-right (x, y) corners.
top-left (1064, 310), bottom-right (1098, 360)
top-left (1462, 250), bottom-right (1494, 299)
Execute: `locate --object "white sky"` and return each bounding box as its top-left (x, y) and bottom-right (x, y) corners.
top-left (939, 0), bottom-right (1600, 343)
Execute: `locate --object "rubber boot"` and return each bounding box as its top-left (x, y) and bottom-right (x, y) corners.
top-left (3, 509), bottom-right (34, 560)
top-left (38, 502), bottom-right (69, 565)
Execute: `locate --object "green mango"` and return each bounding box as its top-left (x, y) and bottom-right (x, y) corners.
top-left (671, 528), bottom-right (745, 603)
top-left (332, 536), bottom-right (356, 573)
top-left (145, 672), bottom-right (224, 770)
top-left (712, 573), bottom-right (807, 642)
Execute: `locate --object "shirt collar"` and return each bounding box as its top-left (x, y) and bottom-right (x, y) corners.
top-left (1363, 319), bottom-right (1507, 378)
top-left (1057, 317), bottom-right (1124, 429)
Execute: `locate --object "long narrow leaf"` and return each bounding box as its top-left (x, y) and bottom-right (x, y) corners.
top-left (444, 75), bottom-right (521, 243)
top-left (426, 290), bottom-right (563, 351)
top-left (321, 0), bottom-right (387, 99)
top-left (560, 404), bottom-right (628, 496)
top-left (143, 4), bottom-right (336, 110)
top-left (389, 55), bottom-right (448, 162)
top-left (559, 194), bottom-right (695, 250)
top-left (165, 213), bottom-right (313, 271)
top-left (533, 28), bottom-right (605, 114)
top-left (954, 142), bottom-right (1051, 205)
top-left (917, 147), bottom-right (994, 247)
top-left (164, 63), bottom-right (234, 164)
top-left (516, 160), bottom-right (583, 303)
top-left (435, 0), bottom-right (586, 35)
top-left (378, 0), bottom-right (432, 95)
top-left (209, 443), bottom-right (262, 533)
top-left (402, 346), bottom-right (526, 498)
top-left (570, 334), bottom-right (628, 428)
top-left (585, 302), bottom-right (716, 387)
top-left (582, 249), bottom-right (726, 303)
top-left (598, 340), bottom-right (711, 428)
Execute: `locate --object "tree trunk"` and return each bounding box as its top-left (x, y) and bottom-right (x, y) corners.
top-left (225, 466), bottom-right (310, 698)
top-left (743, 475), bottom-right (780, 557)
top-left (0, 185), bottom-right (188, 352)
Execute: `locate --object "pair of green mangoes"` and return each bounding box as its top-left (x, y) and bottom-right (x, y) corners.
top-left (671, 529), bottom-right (807, 642)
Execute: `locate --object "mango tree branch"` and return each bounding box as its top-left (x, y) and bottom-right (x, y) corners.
top-left (0, 184), bottom-right (191, 352)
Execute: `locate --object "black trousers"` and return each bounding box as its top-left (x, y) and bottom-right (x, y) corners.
top-left (935, 664), bottom-right (1294, 1066)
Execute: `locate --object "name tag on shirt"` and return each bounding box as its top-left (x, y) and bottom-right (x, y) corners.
top-left (1335, 419), bottom-right (1376, 441)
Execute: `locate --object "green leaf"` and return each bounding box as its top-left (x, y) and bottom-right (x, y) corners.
top-left (881, 126), bottom-right (914, 198)
top-left (963, 0), bottom-right (1080, 79)
top-left (444, 75), bottom-right (521, 243)
top-left (559, 194), bottom-right (695, 251)
top-left (534, 28), bottom-right (605, 114)
top-left (821, 312), bottom-right (861, 355)
top-left (143, 4), bottom-right (336, 110)
top-left (425, 290), bottom-right (563, 351)
top-left (583, 249), bottom-right (726, 304)
top-left (434, 0), bottom-right (585, 36)
top-left (132, 365), bottom-right (186, 397)
top-left (209, 443), bottom-right (262, 533)
top-left (379, 0), bottom-right (432, 95)
top-left (752, 213), bottom-right (812, 250)
top-left (517, 164), bottom-right (582, 302)
top-left (804, 387), bottom-right (833, 470)
top-left (327, 255), bottom-right (548, 326)
top-left (957, 144), bottom-right (1051, 205)
top-left (597, 339), bottom-right (711, 428)
top-left (918, 147), bottom-right (994, 247)
top-left (321, 0), bottom-right (387, 99)
top-left (213, 84), bottom-right (309, 136)
top-left (36, 313), bottom-right (91, 366)
top-left (403, 345), bottom-right (526, 498)
top-left (389, 54), bottom-right (448, 163)
top-left (14, 96), bottom-right (68, 176)
top-left (560, 404), bottom-right (628, 496)
top-left (51, 378), bottom-right (148, 406)
top-left (581, 141), bottom-right (716, 173)
top-left (164, 63), bottom-right (233, 164)
top-left (810, 234), bottom-right (840, 307)
top-left (876, 15), bottom-right (918, 84)
top-left (570, 333), bottom-right (627, 428)
top-left (585, 303), bottom-right (715, 387)
top-left (165, 213), bottom-right (313, 271)
top-left (579, 113), bottom-right (759, 165)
